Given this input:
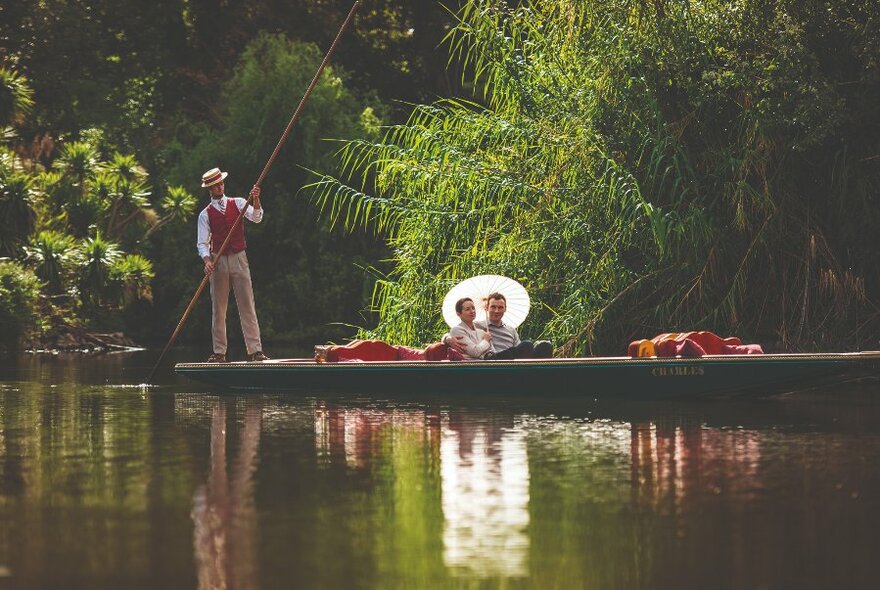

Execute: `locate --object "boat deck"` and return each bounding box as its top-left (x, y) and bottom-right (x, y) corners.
top-left (175, 351), bottom-right (880, 397)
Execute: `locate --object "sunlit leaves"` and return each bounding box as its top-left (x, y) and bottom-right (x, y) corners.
top-left (101, 152), bottom-right (147, 184)
top-left (24, 230), bottom-right (77, 295)
top-left (145, 185), bottom-right (198, 237)
top-left (109, 253), bottom-right (154, 305)
top-left (311, 0), bottom-right (880, 352)
top-left (0, 62), bottom-right (191, 335)
top-left (76, 231), bottom-right (122, 311)
top-left (0, 67), bottom-right (34, 126)
top-left (56, 141), bottom-right (98, 187)
top-left (159, 185), bottom-right (198, 221)
top-left (0, 260), bottom-right (41, 348)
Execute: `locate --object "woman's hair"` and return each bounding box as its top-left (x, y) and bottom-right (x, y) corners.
top-left (455, 297), bottom-right (473, 314)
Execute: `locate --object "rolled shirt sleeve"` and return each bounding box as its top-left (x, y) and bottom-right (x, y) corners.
top-left (234, 197), bottom-right (263, 224)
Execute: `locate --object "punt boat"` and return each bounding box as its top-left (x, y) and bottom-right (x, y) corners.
top-left (175, 351), bottom-right (880, 398)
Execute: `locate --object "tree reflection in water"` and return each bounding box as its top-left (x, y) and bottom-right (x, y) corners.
top-left (2, 355), bottom-right (878, 589)
top-left (631, 420), bottom-right (763, 515)
top-left (313, 404), bottom-right (530, 579)
top-left (191, 399), bottom-right (262, 590)
top-left (307, 402), bottom-right (785, 585)
top-left (313, 404), bottom-right (442, 469)
top-left (171, 394), bottom-right (877, 589)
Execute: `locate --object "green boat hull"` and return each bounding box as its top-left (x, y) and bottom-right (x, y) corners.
top-left (175, 352), bottom-right (880, 398)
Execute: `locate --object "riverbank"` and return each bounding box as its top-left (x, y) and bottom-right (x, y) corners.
top-left (24, 325), bottom-right (141, 353)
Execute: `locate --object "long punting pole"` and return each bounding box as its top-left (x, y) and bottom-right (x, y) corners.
top-left (147, 1), bottom-right (361, 383)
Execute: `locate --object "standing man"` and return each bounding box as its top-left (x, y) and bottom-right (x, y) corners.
top-left (442, 292), bottom-right (553, 359)
top-left (197, 167), bottom-right (269, 362)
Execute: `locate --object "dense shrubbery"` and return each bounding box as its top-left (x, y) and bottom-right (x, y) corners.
top-left (315, 0), bottom-right (880, 353)
top-left (0, 260), bottom-right (41, 349)
top-left (1, 29), bottom-right (389, 350)
top-left (0, 68), bottom-right (191, 348)
top-left (0, 1), bottom-right (466, 141)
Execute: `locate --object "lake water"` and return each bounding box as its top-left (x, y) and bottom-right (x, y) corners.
top-left (1, 350), bottom-right (879, 589)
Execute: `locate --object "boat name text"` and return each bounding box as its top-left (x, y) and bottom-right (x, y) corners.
top-left (651, 366), bottom-right (705, 377)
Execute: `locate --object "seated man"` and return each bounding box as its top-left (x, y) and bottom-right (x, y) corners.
top-left (442, 292), bottom-right (552, 359)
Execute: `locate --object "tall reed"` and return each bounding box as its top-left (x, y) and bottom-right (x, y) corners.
top-left (312, 0), bottom-right (880, 352)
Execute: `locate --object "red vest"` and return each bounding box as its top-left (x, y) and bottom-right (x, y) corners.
top-left (206, 199), bottom-right (247, 255)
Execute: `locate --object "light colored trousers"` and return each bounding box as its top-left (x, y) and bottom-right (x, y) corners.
top-left (209, 250), bottom-right (262, 355)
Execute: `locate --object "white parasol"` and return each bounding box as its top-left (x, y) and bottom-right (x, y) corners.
top-left (442, 275), bottom-right (531, 329)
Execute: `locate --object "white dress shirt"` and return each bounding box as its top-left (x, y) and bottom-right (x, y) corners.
top-left (197, 195), bottom-right (263, 259)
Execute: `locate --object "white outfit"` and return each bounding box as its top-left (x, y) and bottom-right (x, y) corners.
top-left (449, 321), bottom-right (494, 360)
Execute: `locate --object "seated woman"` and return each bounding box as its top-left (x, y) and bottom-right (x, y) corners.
top-left (449, 297), bottom-right (494, 360)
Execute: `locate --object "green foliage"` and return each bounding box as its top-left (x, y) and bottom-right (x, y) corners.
top-left (3, 102), bottom-right (182, 330)
top-left (49, 137), bottom-right (159, 242)
top-left (24, 230), bottom-right (77, 295)
top-left (145, 185), bottom-right (198, 238)
top-left (109, 253), bottom-right (154, 306)
top-left (0, 259), bottom-right (41, 349)
top-left (0, 152), bottom-right (38, 257)
top-left (0, 66), bottom-right (34, 126)
top-left (1, 107), bottom-right (190, 335)
top-left (0, 0), bottom-right (188, 142)
top-left (55, 141), bottom-right (98, 188)
top-left (314, 0), bottom-right (880, 352)
top-left (102, 152), bottom-right (147, 184)
top-left (76, 231), bottom-right (122, 312)
top-left (0, 1), bottom-right (475, 347)
top-left (1, 0), bottom-right (465, 144)
top-left (104, 176), bottom-right (153, 239)
top-left (159, 185), bottom-right (197, 221)
top-left (3, 1), bottom-right (876, 352)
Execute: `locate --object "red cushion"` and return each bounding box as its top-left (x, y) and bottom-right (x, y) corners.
top-left (323, 340), bottom-right (455, 362)
top-left (424, 342), bottom-right (448, 361)
top-left (677, 338), bottom-right (707, 357)
top-left (329, 339), bottom-right (400, 362)
top-left (642, 331), bottom-right (763, 357)
top-left (396, 345), bottom-right (426, 360)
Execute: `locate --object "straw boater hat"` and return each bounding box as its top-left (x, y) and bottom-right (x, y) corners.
top-left (201, 167), bottom-right (228, 188)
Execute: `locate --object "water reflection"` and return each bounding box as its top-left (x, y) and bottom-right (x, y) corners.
top-left (304, 397), bottom-right (880, 587)
top-left (441, 412), bottom-right (529, 577)
top-left (631, 421), bottom-right (763, 514)
top-left (1, 354), bottom-right (879, 589)
top-left (313, 404), bottom-right (441, 469)
top-left (192, 398), bottom-right (262, 590)
top-left (312, 404), bottom-right (531, 578)
top-left (310, 402), bottom-right (446, 587)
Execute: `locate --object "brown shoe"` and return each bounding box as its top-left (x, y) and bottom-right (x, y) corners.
top-left (248, 351), bottom-right (269, 362)
top-left (207, 353), bottom-right (227, 363)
